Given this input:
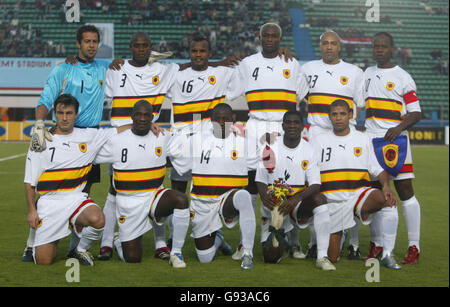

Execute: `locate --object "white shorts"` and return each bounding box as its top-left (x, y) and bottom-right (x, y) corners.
top-left (115, 188), bottom-right (169, 242)
top-left (34, 193), bottom-right (98, 247)
top-left (326, 187), bottom-right (377, 233)
top-left (190, 189), bottom-right (239, 239)
top-left (366, 131), bottom-right (414, 181)
top-left (260, 204), bottom-right (295, 243)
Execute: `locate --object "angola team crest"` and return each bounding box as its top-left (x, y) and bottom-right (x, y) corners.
top-left (152, 75), bottom-right (160, 85)
top-left (301, 160), bottom-right (309, 170)
top-left (209, 76), bottom-right (216, 85)
top-left (231, 150), bottom-right (238, 160)
top-left (340, 76), bottom-right (349, 85)
top-left (386, 82), bottom-right (395, 91)
top-left (155, 147), bottom-right (162, 156)
top-left (79, 143), bottom-right (87, 153)
top-left (354, 147), bottom-right (362, 157)
top-left (283, 69), bottom-right (291, 79)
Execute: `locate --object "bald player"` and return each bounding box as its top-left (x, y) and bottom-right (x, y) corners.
top-left (299, 30), bottom-right (365, 259)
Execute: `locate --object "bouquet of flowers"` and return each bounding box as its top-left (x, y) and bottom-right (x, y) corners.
top-left (266, 178), bottom-right (294, 249)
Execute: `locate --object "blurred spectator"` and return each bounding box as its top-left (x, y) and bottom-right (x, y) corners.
top-left (430, 49), bottom-right (442, 60)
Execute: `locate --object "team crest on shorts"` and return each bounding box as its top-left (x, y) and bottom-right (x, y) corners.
top-left (155, 147), bottom-right (162, 157)
top-left (99, 80), bottom-right (103, 88)
top-left (190, 211), bottom-right (195, 221)
top-left (386, 82), bottom-right (395, 91)
top-left (209, 76), bottom-right (216, 85)
top-left (340, 76), bottom-right (349, 85)
top-left (354, 147), bottom-right (362, 157)
top-left (37, 219), bottom-right (42, 228)
top-left (261, 217), bottom-right (268, 225)
top-left (231, 150), bottom-right (238, 160)
top-left (79, 143), bottom-right (87, 153)
top-left (301, 160), bottom-right (309, 170)
top-left (283, 69), bottom-right (291, 79)
top-left (152, 76), bottom-right (160, 85)
top-left (119, 216), bottom-right (126, 224)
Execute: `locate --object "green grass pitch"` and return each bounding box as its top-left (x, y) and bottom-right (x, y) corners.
top-left (0, 142), bottom-right (448, 287)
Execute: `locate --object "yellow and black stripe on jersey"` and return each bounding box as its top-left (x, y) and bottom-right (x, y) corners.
top-left (113, 165), bottom-right (166, 193)
top-left (307, 93), bottom-right (354, 115)
top-left (191, 173), bottom-right (248, 198)
top-left (320, 168), bottom-right (371, 194)
top-left (245, 89), bottom-right (297, 113)
top-left (111, 94), bottom-right (165, 119)
top-left (37, 164), bottom-right (92, 193)
top-left (172, 96), bottom-right (225, 124)
top-left (365, 97), bottom-right (403, 122)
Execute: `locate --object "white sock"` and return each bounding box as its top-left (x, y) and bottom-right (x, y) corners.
top-left (308, 225), bottom-right (317, 248)
top-left (402, 195), bottom-right (421, 251)
top-left (77, 226), bottom-right (104, 252)
top-left (196, 245), bottom-right (216, 263)
top-left (26, 227), bottom-right (36, 248)
top-left (113, 238), bottom-right (125, 262)
top-left (170, 209), bottom-right (190, 255)
top-left (369, 211), bottom-right (383, 247)
top-left (233, 190), bottom-right (256, 257)
top-left (313, 205), bottom-right (331, 260)
top-left (349, 218), bottom-right (360, 248)
top-left (100, 193), bottom-right (116, 248)
top-left (152, 220), bottom-right (167, 249)
top-left (381, 206), bottom-right (399, 258)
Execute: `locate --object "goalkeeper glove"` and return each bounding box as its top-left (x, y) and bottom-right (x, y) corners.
top-left (30, 120), bottom-right (53, 152)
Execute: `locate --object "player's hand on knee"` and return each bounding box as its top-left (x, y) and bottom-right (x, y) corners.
top-left (383, 187), bottom-right (398, 207)
top-left (30, 120), bottom-right (52, 152)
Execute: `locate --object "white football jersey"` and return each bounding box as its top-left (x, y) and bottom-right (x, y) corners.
top-left (311, 129), bottom-right (384, 202)
top-left (95, 129), bottom-right (171, 196)
top-left (104, 61), bottom-right (179, 126)
top-left (300, 59), bottom-right (364, 129)
top-left (227, 52), bottom-right (308, 122)
top-left (255, 138), bottom-right (321, 196)
top-left (24, 128), bottom-right (117, 195)
top-left (169, 131), bottom-right (257, 202)
top-left (167, 66), bottom-right (235, 134)
top-left (364, 65), bottom-right (421, 134)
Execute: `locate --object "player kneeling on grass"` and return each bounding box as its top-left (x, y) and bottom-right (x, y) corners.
top-left (24, 94), bottom-right (131, 265)
top-left (255, 111), bottom-right (335, 270)
top-left (94, 101), bottom-right (190, 267)
top-left (169, 104), bottom-right (257, 270)
top-left (311, 100), bottom-right (398, 264)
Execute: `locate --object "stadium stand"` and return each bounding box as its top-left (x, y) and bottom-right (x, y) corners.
top-left (0, 0), bottom-right (448, 121)
top-left (295, 0), bottom-right (449, 121)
